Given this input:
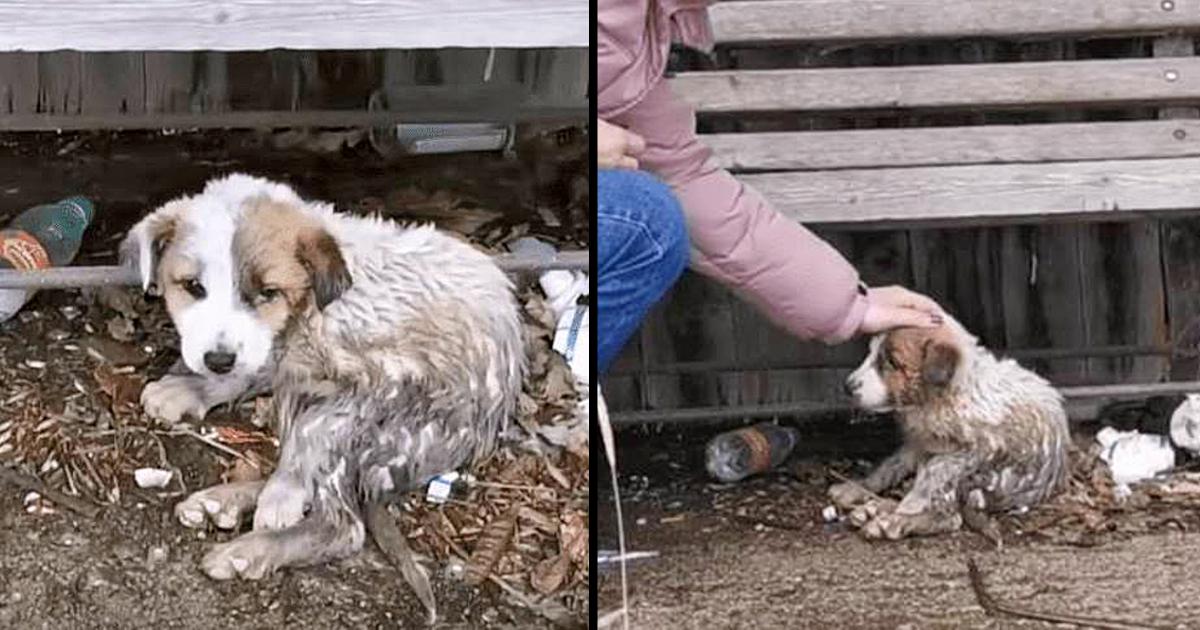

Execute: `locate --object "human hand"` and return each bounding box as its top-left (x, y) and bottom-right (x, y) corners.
top-left (858, 285), bottom-right (944, 336)
top-left (597, 118), bottom-right (646, 169)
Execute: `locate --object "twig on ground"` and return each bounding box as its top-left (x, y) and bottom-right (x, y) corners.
top-left (966, 557), bottom-right (1169, 630)
top-left (0, 465), bottom-right (100, 518)
top-left (727, 512), bottom-right (812, 532)
top-left (827, 469), bottom-right (886, 502)
top-left (159, 428), bottom-right (258, 466)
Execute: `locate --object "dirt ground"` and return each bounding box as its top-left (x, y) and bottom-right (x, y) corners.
top-left (597, 418), bottom-right (1200, 629)
top-left (0, 129), bottom-right (588, 629)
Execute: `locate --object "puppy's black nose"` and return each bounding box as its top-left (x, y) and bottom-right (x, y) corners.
top-left (843, 380), bottom-right (859, 396)
top-left (203, 351), bottom-right (237, 374)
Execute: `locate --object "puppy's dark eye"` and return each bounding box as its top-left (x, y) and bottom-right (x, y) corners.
top-left (255, 287), bottom-right (282, 305)
top-left (181, 278), bottom-right (206, 299)
top-left (880, 349), bottom-right (898, 370)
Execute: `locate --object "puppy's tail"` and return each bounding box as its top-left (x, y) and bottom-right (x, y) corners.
top-left (365, 502), bottom-right (437, 626)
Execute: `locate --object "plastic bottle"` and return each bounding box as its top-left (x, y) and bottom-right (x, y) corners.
top-left (705, 423), bottom-right (801, 483)
top-left (0, 196), bottom-right (95, 322)
top-left (508, 237), bottom-right (589, 384)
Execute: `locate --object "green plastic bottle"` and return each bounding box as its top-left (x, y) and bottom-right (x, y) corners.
top-left (0, 196), bottom-right (95, 321)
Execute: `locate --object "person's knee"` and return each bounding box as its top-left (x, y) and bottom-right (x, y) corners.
top-left (598, 169), bottom-right (689, 277)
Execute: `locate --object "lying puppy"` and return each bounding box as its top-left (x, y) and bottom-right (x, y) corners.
top-left (121, 175), bottom-right (524, 587)
top-left (829, 315), bottom-right (1069, 540)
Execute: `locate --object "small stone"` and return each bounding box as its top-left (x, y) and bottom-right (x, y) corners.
top-left (146, 545), bottom-right (169, 566)
top-left (46, 329), bottom-right (71, 342)
top-left (23, 359), bottom-right (45, 369)
top-left (18, 310), bottom-right (40, 324)
top-left (821, 505), bottom-right (840, 523)
top-left (57, 531), bottom-right (87, 547)
top-left (59, 305), bottom-right (81, 321)
top-left (635, 517), bottom-right (647, 526)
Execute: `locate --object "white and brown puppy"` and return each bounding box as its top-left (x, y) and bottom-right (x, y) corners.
top-left (121, 174), bottom-right (524, 587)
top-left (830, 315), bottom-right (1069, 540)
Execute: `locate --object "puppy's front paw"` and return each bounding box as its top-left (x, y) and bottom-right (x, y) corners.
top-left (141, 375), bottom-right (210, 425)
top-left (253, 475), bottom-right (309, 531)
top-left (848, 498), bottom-right (899, 529)
top-left (861, 512), bottom-right (911, 540)
top-left (202, 533), bottom-right (276, 580)
top-left (829, 480), bottom-right (874, 510)
top-left (175, 481), bottom-right (265, 530)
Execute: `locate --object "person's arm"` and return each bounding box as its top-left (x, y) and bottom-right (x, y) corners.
top-left (608, 82), bottom-right (939, 343)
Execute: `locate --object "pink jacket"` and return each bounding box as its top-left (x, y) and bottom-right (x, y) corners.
top-left (598, 0), bottom-right (868, 344)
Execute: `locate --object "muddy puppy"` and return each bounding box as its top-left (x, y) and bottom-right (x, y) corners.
top-left (829, 316), bottom-right (1069, 540)
top-left (121, 174), bottom-right (524, 589)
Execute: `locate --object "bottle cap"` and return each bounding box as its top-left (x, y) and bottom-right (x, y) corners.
top-left (58, 196), bottom-right (95, 228)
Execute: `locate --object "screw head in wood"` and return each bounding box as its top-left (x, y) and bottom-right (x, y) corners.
top-left (1162, 0), bottom-right (1175, 10)
top-left (1166, 69), bottom-right (1180, 82)
top-left (1175, 128), bottom-right (1188, 140)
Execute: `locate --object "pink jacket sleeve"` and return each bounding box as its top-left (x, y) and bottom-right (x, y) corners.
top-left (609, 81), bottom-right (868, 344)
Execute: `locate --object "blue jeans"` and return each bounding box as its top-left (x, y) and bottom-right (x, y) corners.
top-left (598, 169), bottom-right (689, 375)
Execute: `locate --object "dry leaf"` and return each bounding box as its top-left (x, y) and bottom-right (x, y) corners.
top-left (83, 336), bottom-right (149, 367)
top-left (106, 316), bottom-right (136, 342)
top-left (560, 512), bottom-right (588, 568)
top-left (530, 553), bottom-right (569, 594)
top-left (94, 363), bottom-right (145, 412)
top-left (464, 506), bottom-right (518, 586)
top-left (541, 357), bottom-right (576, 403)
top-left (543, 456), bottom-right (571, 491)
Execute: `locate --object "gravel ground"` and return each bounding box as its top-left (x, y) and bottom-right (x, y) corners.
top-left (597, 419), bottom-right (1200, 629)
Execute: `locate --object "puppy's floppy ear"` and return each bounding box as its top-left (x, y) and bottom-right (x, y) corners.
top-left (296, 227), bottom-right (351, 310)
top-left (120, 203), bottom-right (182, 296)
top-left (921, 339), bottom-right (959, 387)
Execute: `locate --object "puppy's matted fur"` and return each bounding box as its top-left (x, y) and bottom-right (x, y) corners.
top-left (831, 316), bottom-right (1069, 540)
top-left (121, 174), bottom-right (525, 584)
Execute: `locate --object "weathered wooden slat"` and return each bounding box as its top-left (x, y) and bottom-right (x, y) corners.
top-left (0, 1), bottom-right (587, 51)
top-left (672, 57), bottom-right (1200, 113)
top-left (739, 157), bottom-right (1200, 225)
top-left (705, 120), bottom-right (1200, 171)
top-left (143, 52), bottom-right (194, 114)
top-left (36, 51), bottom-right (82, 115)
top-left (0, 53), bottom-right (38, 114)
top-left (81, 52), bottom-right (144, 115)
top-left (710, 0), bottom-right (1200, 45)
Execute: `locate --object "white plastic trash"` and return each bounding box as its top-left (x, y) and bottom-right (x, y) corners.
top-left (134, 467), bottom-right (173, 489)
top-left (1170, 393), bottom-right (1200, 455)
top-left (509, 237), bottom-right (589, 385)
top-left (1096, 427), bottom-right (1176, 492)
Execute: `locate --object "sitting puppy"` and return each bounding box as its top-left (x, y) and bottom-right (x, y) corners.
top-left (121, 174), bottom-right (524, 589)
top-left (829, 315), bottom-right (1069, 540)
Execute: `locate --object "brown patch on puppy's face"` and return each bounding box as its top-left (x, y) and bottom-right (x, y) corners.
top-left (234, 199), bottom-right (352, 336)
top-left (880, 328), bottom-right (961, 407)
top-left (846, 326), bottom-right (964, 411)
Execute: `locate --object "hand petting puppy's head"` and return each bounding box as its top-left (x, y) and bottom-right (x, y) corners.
top-left (844, 316), bottom-right (975, 412)
top-left (120, 174), bottom-right (350, 378)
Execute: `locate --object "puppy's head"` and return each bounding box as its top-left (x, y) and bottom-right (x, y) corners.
top-left (844, 318), bottom-right (974, 412)
top-left (120, 175), bottom-right (350, 378)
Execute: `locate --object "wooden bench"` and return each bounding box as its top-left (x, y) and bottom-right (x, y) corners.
top-left (670, 0), bottom-right (1200, 227)
top-left (608, 0), bottom-right (1200, 425)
